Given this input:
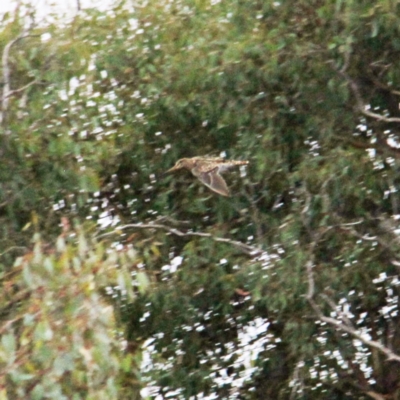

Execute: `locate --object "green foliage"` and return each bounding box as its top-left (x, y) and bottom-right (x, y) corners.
top-left (0, 229), bottom-right (143, 399)
top-left (1, 0), bottom-right (400, 398)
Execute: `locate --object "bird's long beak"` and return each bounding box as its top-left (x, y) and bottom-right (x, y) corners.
top-left (165, 164), bottom-right (179, 173)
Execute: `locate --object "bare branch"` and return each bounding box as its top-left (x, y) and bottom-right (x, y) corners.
top-left (0, 246), bottom-right (28, 257)
top-left (1, 32), bottom-right (39, 126)
top-left (320, 293), bottom-right (355, 329)
top-left (289, 360), bottom-right (305, 400)
top-left (329, 61), bottom-right (400, 123)
top-left (318, 313), bottom-right (400, 363)
top-left (365, 391), bottom-right (386, 400)
top-left (306, 259), bottom-right (316, 301)
top-left (339, 218), bottom-right (400, 255)
top-left (306, 256), bottom-right (400, 363)
top-left (97, 222), bottom-right (264, 257)
top-left (241, 182), bottom-right (265, 242)
top-left (367, 61), bottom-right (400, 96)
top-left (0, 315), bottom-right (24, 335)
top-left (367, 73), bottom-right (400, 97)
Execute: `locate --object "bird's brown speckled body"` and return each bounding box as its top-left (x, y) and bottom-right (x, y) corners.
top-left (166, 157), bottom-right (249, 196)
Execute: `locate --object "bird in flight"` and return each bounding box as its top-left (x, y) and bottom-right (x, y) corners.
top-left (166, 157), bottom-right (249, 196)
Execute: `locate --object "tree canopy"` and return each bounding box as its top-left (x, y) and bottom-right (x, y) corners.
top-left (1, 0), bottom-right (400, 399)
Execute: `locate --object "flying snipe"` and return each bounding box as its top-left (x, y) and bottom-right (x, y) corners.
top-left (166, 156), bottom-right (249, 196)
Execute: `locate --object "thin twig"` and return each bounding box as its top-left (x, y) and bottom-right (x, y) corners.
top-left (320, 293), bottom-right (355, 329)
top-left (242, 182), bottom-right (264, 242)
top-left (4, 79), bottom-right (39, 99)
top-left (367, 60), bottom-right (400, 96)
top-left (0, 246), bottom-right (28, 257)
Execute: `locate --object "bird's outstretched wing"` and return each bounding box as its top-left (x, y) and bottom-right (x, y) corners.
top-left (195, 169), bottom-right (230, 196)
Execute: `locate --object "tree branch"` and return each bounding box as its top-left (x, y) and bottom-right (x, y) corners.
top-left (306, 258), bottom-right (400, 363)
top-left (97, 222), bottom-right (265, 257)
top-left (328, 61), bottom-right (400, 123)
top-left (365, 390), bottom-right (387, 400)
top-left (1, 32), bottom-right (39, 126)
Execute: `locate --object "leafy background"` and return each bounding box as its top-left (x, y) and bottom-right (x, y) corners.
top-left (1, 0), bottom-right (400, 399)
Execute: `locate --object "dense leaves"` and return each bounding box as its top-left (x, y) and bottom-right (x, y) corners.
top-left (1, 0), bottom-right (400, 398)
